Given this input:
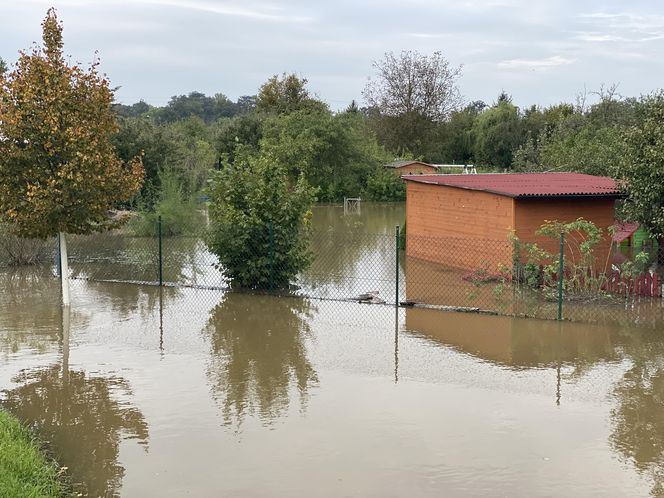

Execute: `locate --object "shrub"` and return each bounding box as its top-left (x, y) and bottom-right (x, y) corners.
top-left (364, 167), bottom-right (406, 201)
top-left (206, 151), bottom-right (316, 289)
top-left (0, 225), bottom-right (52, 266)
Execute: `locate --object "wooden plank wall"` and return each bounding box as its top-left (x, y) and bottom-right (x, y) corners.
top-left (394, 163), bottom-right (438, 175)
top-left (405, 182), bottom-right (514, 270)
top-left (514, 198), bottom-right (616, 274)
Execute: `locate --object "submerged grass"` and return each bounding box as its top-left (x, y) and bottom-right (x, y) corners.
top-left (0, 410), bottom-right (71, 498)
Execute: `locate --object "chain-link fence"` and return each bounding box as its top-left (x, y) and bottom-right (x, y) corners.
top-left (1, 222), bottom-right (663, 328)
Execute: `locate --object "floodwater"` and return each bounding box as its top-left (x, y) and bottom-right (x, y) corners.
top-left (0, 204), bottom-right (663, 497)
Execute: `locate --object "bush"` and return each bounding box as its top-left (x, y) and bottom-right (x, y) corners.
top-left (206, 151), bottom-right (316, 289)
top-left (0, 225), bottom-right (52, 266)
top-left (364, 168), bottom-right (406, 201)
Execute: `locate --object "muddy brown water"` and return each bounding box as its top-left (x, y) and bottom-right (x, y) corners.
top-left (1, 204), bottom-right (663, 497)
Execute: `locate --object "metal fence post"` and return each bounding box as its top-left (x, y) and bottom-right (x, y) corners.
top-left (268, 221), bottom-right (274, 291)
top-left (158, 215), bottom-right (163, 287)
top-left (395, 225), bottom-right (400, 308)
top-left (557, 232), bottom-right (564, 321)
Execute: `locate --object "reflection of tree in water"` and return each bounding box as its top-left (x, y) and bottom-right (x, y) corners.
top-left (82, 279), bottom-right (178, 322)
top-left (0, 270), bottom-right (66, 354)
top-left (610, 331), bottom-right (664, 497)
top-left (67, 232), bottom-right (215, 287)
top-left (1, 365), bottom-right (149, 497)
top-left (204, 294), bottom-right (318, 427)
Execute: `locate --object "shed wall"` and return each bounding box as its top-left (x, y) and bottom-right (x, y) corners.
top-left (405, 182), bottom-right (514, 270)
top-left (514, 198), bottom-right (616, 273)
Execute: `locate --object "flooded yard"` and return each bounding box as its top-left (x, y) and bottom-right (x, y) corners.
top-left (1, 204), bottom-right (663, 497)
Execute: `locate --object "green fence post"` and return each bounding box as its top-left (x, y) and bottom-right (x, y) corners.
top-left (557, 232), bottom-right (564, 321)
top-left (395, 225), bottom-right (400, 308)
top-left (158, 215), bottom-right (163, 287)
top-left (268, 221), bottom-right (274, 292)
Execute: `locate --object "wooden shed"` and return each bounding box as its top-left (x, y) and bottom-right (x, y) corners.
top-left (384, 160), bottom-right (437, 176)
top-left (403, 172), bottom-right (623, 272)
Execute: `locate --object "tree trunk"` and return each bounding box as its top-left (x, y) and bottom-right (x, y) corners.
top-left (59, 232), bottom-right (70, 306)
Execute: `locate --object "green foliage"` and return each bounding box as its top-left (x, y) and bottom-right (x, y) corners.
top-left (513, 116), bottom-right (624, 175)
top-left (364, 168), bottom-right (406, 201)
top-left (113, 116), bottom-right (174, 206)
top-left (473, 100), bottom-right (523, 169)
top-left (256, 73), bottom-right (325, 115)
top-left (214, 113), bottom-right (263, 163)
top-left (617, 94), bottom-right (664, 241)
top-left (154, 91), bottom-right (239, 123)
top-left (130, 170), bottom-right (202, 237)
top-left (512, 219), bottom-right (611, 298)
top-left (206, 151), bottom-right (316, 289)
top-left (0, 410), bottom-right (72, 498)
top-left (0, 9), bottom-right (143, 238)
top-left (261, 109), bottom-right (389, 201)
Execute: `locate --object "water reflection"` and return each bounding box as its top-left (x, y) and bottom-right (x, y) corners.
top-left (1, 308), bottom-right (149, 497)
top-left (204, 293), bottom-right (318, 427)
top-left (299, 204), bottom-right (404, 301)
top-left (610, 330), bottom-right (664, 497)
top-left (405, 308), bottom-right (664, 496)
top-left (0, 270), bottom-right (68, 355)
top-left (405, 307), bottom-right (617, 370)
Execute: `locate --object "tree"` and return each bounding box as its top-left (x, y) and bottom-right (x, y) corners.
top-left (472, 100), bottom-right (523, 168)
top-left (363, 51), bottom-right (462, 122)
top-left (260, 108), bottom-right (389, 201)
top-left (0, 9), bottom-right (143, 303)
top-left (256, 73), bottom-right (326, 115)
top-left (154, 91), bottom-right (239, 123)
top-left (206, 149), bottom-right (316, 289)
top-left (214, 113), bottom-right (263, 164)
top-left (363, 51), bottom-right (462, 157)
top-left (0, 57), bottom-right (7, 76)
top-left (617, 94), bottom-right (664, 263)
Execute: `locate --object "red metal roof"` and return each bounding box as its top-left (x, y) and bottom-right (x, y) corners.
top-left (403, 172), bottom-right (622, 198)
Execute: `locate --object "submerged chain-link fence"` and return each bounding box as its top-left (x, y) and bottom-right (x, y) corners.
top-left (1, 222), bottom-right (663, 328)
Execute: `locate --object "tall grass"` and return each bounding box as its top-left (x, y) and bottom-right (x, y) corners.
top-left (129, 170), bottom-right (204, 237)
top-left (0, 410), bottom-right (72, 497)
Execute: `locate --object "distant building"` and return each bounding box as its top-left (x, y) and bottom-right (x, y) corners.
top-left (403, 172), bottom-right (623, 272)
top-left (383, 160), bottom-right (437, 176)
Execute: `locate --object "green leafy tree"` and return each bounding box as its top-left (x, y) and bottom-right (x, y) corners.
top-left (0, 57), bottom-right (7, 76)
top-left (113, 116), bottom-right (173, 206)
top-left (473, 100), bottom-right (523, 168)
top-left (260, 109), bottom-right (388, 201)
top-left (364, 167), bottom-right (406, 201)
top-left (0, 9), bottom-right (143, 239)
top-left (154, 91), bottom-right (239, 123)
top-left (256, 73), bottom-right (326, 115)
top-left (215, 113), bottom-right (263, 163)
top-left (428, 100), bottom-right (485, 163)
top-left (617, 94), bottom-right (664, 262)
top-left (206, 150), bottom-right (316, 289)
top-left (513, 120), bottom-right (624, 176)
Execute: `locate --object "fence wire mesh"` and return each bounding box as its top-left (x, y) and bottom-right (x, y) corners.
top-left (1, 223), bottom-right (663, 328)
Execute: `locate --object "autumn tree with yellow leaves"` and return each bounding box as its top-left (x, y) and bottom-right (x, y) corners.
top-left (0, 9), bottom-right (143, 304)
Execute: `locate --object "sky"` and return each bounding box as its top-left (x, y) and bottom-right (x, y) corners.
top-left (2, 0), bottom-right (664, 111)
